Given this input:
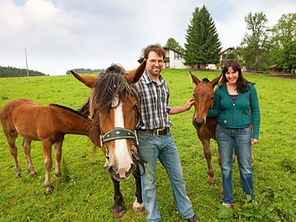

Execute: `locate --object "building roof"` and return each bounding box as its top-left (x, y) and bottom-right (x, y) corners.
top-left (219, 47), bottom-right (234, 55)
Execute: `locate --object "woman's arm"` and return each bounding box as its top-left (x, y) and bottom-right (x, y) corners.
top-left (250, 85), bottom-right (260, 140)
top-left (207, 89), bottom-right (220, 118)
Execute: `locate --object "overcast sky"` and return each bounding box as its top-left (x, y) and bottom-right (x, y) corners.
top-left (1, 0), bottom-right (296, 75)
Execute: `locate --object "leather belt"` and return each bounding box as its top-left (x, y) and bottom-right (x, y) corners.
top-left (138, 127), bottom-right (170, 136)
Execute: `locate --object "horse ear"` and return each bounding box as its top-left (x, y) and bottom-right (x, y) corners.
top-left (71, 70), bottom-right (98, 88)
top-left (190, 71), bottom-right (201, 85)
top-left (125, 59), bottom-right (147, 84)
top-left (211, 74), bottom-right (222, 87)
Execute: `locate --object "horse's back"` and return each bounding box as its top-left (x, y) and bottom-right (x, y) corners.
top-left (16, 103), bottom-right (90, 139)
top-left (1, 99), bottom-right (55, 140)
top-left (0, 99), bottom-right (33, 130)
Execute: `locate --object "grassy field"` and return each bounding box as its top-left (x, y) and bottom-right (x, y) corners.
top-left (0, 69), bottom-right (296, 222)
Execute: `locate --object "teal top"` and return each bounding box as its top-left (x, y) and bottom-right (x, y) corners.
top-left (208, 83), bottom-right (260, 139)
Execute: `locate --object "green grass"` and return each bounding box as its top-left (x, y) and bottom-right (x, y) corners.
top-left (0, 70), bottom-right (296, 221)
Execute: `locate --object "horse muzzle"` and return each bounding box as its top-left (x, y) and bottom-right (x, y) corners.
top-left (193, 118), bottom-right (206, 129)
top-left (108, 162), bottom-right (136, 181)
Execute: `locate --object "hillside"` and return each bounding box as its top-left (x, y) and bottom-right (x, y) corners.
top-left (66, 68), bottom-right (104, 75)
top-left (0, 66), bottom-right (47, 78)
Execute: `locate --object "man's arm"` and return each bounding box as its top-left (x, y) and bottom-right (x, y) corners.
top-left (169, 98), bottom-right (194, 115)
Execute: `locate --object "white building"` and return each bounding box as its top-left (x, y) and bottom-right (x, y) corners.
top-left (164, 47), bottom-right (188, 69)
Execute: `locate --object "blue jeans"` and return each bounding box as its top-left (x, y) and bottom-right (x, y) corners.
top-left (137, 131), bottom-right (194, 222)
top-left (216, 124), bottom-right (255, 204)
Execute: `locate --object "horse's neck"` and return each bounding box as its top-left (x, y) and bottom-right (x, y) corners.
top-left (198, 118), bottom-right (217, 140)
top-left (58, 108), bottom-right (92, 135)
top-left (67, 119), bottom-right (92, 135)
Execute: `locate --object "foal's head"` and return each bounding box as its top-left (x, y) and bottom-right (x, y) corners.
top-left (190, 72), bottom-right (221, 129)
top-left (72, 60), bottom-right (146, 180)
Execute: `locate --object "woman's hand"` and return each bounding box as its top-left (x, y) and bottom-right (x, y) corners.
top-left (251, 138), bottom-right (258, 145)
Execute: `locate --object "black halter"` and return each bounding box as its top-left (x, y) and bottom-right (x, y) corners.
top-left (100, 127), bottom-right (139, 145)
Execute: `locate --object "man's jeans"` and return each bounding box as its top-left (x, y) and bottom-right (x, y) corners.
top-left (137, 131), bottom-right (194, 222)
top-left (216, 124), bottom-right (255, 204)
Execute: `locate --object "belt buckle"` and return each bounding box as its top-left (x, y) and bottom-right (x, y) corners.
top-left (156, 128), bottom-right (164, 136)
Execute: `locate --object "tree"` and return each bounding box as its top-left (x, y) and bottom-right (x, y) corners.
top-left (269, 13), bottom-right (296, 71)
top-left (184, 5), bottom-right (221, 68)
top-left (165, 38), bottom-right (184, 54)
top-left (221, 47), bottom-right (244, 65)
top-left (240, 12), bottom-right (270, 71)
top-left (0, 66), bottom-right (46, 78)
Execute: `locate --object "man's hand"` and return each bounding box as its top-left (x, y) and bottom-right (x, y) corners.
top-left (132, 145), bottom-right (139, 159)
top-left (184, 98), bottom-right (195, 111)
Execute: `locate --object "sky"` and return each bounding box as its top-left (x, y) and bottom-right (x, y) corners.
top-left (1, 0), bottom-right (296, 75)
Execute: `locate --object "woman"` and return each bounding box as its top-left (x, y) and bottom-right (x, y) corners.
top-left (208, 60), bottom-right (260, 208)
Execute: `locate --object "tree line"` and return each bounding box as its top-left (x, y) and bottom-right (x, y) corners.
top-left (165, 5), bottom-right (296, 73)
top-left (0, 66), bottom-right (47, 78)
top-left (66, 68), bottom-right (103, 75)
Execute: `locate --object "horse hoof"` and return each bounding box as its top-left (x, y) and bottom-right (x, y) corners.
top-left (44, 187), bottom-right (53, 195)
top-left (55, 176), bottom-right (62, 183)
top-left (132, 201), bottom-right (145, 212)
top-left (112, 209), bottom-right (125, 218)
top-left (207, 177), bottom-right (214, 185)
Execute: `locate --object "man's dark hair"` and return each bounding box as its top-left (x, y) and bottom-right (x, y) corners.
top-left (144, 44), bottom-right (165, 60)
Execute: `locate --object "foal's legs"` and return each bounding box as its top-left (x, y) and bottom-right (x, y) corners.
top-left (132, 164), bottom-right (144, 212)
top-left (42, 139), bottom-right (53, 195)
top-left (5, 130), bottom-right (21, 177)
top-left (200, 137), bottom-right (215, 185)
top-left (22, 138), bottom-right (37, 176)
top-left (54, 136), bottom-right (64, 182)
top-left (111, 176), bottom-right (125, 217)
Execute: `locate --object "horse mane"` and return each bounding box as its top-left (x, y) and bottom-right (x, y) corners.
top-left (202, 78), bottom-right (210, 83)
top-left (49, 104), bottom-right (89, 119)
top-left (91, 64), bottom-right (139, 113)
top-left (77, 99), bottom-right (90, 117)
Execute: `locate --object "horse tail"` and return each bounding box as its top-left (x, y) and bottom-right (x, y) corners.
top-left (92, 144), bottom-right (98, 156)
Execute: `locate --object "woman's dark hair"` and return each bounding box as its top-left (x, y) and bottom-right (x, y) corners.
top-left (220, 60), bottom-right (252, 93)
top-left (143, 44), bottom-right (165, 60)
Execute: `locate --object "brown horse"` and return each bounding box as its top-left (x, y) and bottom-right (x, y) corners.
top-left (190, 73), bottom-right (253, 185)
top-left (71, 60), bottom-right (146, 217)
top-left (190, 73), bottom-right (221, 185)
top-left (0, 98), bottom-right (99, 195)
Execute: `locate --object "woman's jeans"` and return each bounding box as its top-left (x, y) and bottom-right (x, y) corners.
top-left (137, 131), bottom-right (194, 222)
top-left (216, 124), bottom-right (255, 204)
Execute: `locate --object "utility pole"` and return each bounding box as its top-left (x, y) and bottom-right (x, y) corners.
top-left (25, 48), bottom-right (30, 77)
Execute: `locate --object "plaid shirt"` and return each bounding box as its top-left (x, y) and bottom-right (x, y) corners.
top-left (135, 71), bottom-right (172, 130)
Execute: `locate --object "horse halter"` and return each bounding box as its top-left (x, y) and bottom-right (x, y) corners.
top-left (99, 101), bottom-right (140, 147)
top-left (100, 127), bottom-right (139, 146)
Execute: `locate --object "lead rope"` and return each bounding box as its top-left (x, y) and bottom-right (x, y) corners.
top-left (131, 151), bottom-right (146, 177)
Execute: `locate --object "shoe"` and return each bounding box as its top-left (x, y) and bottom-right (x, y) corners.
top-left (222, 202), bottom-right (232, 208)
top-left (245, 194), bottom-right (257, 204)
top-left (187, 214), bottom-right (200, 222)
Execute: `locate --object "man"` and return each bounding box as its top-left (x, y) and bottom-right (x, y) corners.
top-left (135, 44), bottom-right (199, 222)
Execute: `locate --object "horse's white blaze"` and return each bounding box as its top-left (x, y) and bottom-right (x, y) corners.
top-left (113, 96), bottom-right (132, 174)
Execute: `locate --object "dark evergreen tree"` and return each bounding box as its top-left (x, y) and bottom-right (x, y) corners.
top-left (184, 5), bottom-right (221, 68)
